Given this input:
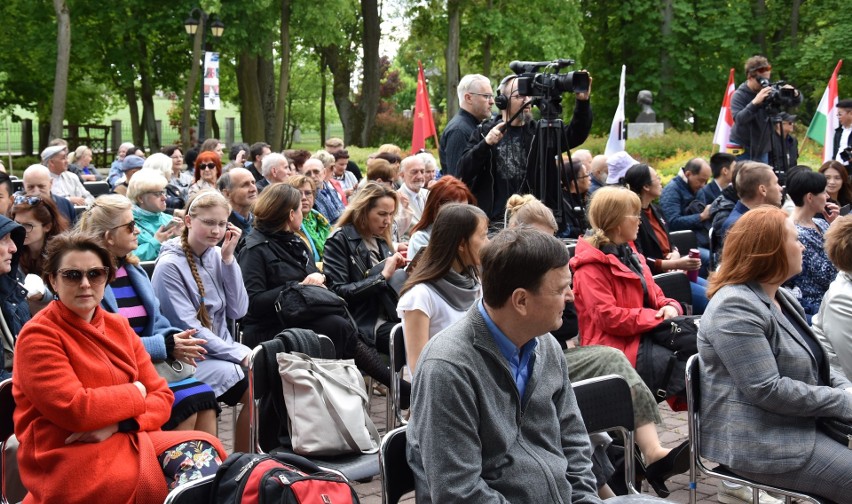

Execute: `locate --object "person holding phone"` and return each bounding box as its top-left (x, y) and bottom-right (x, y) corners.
top-left (127, 170), bottom-right (183, 261)
top-left (153, 190), bottom-right (252, 452)
top-left (80, 194), bottom-right (218, 434)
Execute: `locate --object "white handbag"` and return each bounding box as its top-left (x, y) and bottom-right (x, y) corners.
top-left (277, 352), bottom-right (381, 456)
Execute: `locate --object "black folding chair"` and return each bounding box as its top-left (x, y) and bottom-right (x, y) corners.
top-left (669, 230), bottom-right (698, 255)
top-left (247, 330), bottom-right (379, 482)
top-left (83, 181), bottom-right (110, 197)
top-left (685, 355), bottom-right (823, 504)
top-left (653, 271), bottom-right (693, 315)
top-left (388, 323), bottom-right (407, 429)
top-left (162, 474), bottom-right (215, 504)
top-left (139, 261), bottom-right (156, 279)
top-left (379, 426), bottom-right (414, 504)
top-left (0, 379), bottom-right (14, 504)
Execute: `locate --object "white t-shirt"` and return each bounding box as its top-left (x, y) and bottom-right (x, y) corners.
top-left (397, 283), bottom-right (478, 339)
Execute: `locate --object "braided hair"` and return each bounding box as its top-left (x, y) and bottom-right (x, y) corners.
top-left (182, 189), bottom-right (231, 330)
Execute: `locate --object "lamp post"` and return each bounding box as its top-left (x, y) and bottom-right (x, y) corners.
top-left (184, 9), bottom-right (224, 146)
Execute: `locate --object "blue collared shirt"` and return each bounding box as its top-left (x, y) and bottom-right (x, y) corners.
top-left (478, 301), bottom-right (538, 400)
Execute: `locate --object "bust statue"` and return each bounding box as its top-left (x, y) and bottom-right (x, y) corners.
top-left (636, 90), bottom-right (656, 123)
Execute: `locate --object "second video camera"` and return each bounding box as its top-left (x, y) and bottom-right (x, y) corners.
top-left (756, 76), bottom-right (798, 109)
top-left (509, 59), bottom-right (590, 99)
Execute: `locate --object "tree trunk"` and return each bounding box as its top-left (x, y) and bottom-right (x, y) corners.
top-left (320, 55), bottom-right (327, 145)
top-left (49, 0), bottom-right (71, 142)
top-left (181, 21), bottom-right (204, 148)
top-left (236, 53), bottom-right (266, 144)
top-left (358, 0), bottom-right (380, 146)
top-left (659, 0), bottom-right (674, 126)
top-left (138, 41), bottom-right (160, 152)
top-left (322, 45), bottom-right (359, 147)
top-left (790, 0), bottom-right (801, 49)
top-left (752, 0), bottom-right (767, 55)
top-left (258, 43), bottom-right (276, 143)
top-left (124, 85), bottom-right (143, 148)
top-left (446, 0), bottom-right (461, 120)
top-left (272, 0), bottom-right (292, 151)
top-left (482, 0), bottom-right (491, 77)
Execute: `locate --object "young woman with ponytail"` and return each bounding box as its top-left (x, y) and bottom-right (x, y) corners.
top-left (152, 189), bottom-right (251, 452)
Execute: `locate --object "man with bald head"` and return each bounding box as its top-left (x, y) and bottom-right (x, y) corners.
top-left (588, 154), bottom-right (608, 195)
top-left (440, 74), bottom-right (495, 176)
top-left (20, 164), bottom-right (77, 225)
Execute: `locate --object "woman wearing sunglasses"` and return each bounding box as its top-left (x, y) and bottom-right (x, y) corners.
top-left (152, 190), bottom-right (251, 452)
top-left (10, 195), bottom-right (69, 313)
top-left (188, 152), bottom-right (222, 199)
top-left (126, 169), bottom-right (183, 261)
top-left (11, 230), bottom-right (226, 503)
top-left (79, 194), bottom-right (218, 435)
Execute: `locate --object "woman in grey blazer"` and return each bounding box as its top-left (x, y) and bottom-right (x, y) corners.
top-left (698, 206), bottom-right (852, 503)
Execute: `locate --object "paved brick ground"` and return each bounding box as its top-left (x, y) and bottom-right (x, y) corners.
top-left (218, 387), bottom-right (726, 503)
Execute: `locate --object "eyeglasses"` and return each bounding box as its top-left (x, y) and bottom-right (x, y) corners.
top-left (300, 190), bottom-right (315, 199)
top-left (145, 191), bottom-right (166, 198)
top-left (470, 92), bottom-right (494, 100)
top-left (110, 220), bottom-right (136, 233)
top-left (14, 222), bottom-right (34, 233)
top-left (14, 195), bottom-right (41, 206)
top-left (56, 267), bottom-right (110, 285)
top-left (199, 163), bottom-right (217, 171)
top-left (196, 217), bottom-right (229, 229)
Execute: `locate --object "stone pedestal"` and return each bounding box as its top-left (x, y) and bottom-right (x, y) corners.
top-left (627, 122), bottom-right (665, 139)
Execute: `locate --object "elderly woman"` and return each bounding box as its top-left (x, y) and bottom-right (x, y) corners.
top-left (12, 231), bottom-right (225, 503)
top-left (143, 152), bottom-right (186, 210)
top-left (162, 145), bottom-right (194, 190)
top-left (67, 145), bottom-right (103, 182)
top-left (79, 194), bottom-right (218, 434)
top-left (698, 206), bottom-right (852, 503)
top-left (786, 169), bottom-right (839, 320)
top-left (623, 163), bottom-right (708, 315)
top-left (288, 174), bottom-right (330, 262)
top-left (819, 160), bottom-right (852, 208)
top-left (406, 175), bottom-right (475, 259)
top-left (813, 216), bottom-right (852, 378)
top-left (417, 151), bottom-right (440, 189)
top-left (187, 151), bottom-right (221, 199)
top-left (127, 169), bottom-right (183, 261)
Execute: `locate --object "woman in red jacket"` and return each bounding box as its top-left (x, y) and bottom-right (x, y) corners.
top-left (12, 231), bottom-right (226, 504)
top-left (571, 186), bottom-right (682, 367)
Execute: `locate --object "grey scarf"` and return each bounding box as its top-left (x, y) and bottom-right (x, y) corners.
top-left (426, 269), bottom-right (480, 311)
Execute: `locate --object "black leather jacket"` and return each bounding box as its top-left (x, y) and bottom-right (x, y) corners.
top-left (323, 224), bottom-right (396, 344)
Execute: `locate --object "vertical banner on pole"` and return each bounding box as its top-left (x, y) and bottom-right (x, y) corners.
top-left (203, 52), bottom-right (221, 111)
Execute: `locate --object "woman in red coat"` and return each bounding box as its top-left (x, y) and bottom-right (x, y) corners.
top-left (571, 186), bottom-right (682, 367)
top-left (12, 231), bottom-right (226, 504)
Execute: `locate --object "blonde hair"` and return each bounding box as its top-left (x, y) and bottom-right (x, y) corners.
top-left (377, 144), bottom-right (403, 157)
top-left (586, 186), bottom-right (641, 248)
top-left (506, 194), bottom-right (557, 233)
top-left (78, 194), bottom-right (140, 266)
top-left (312, 150), bottom-right (335, 168)
top-left (182, 190), bottom-right (231, 329)
top-left (67, 145), bottom-right (91, 165)
top-left (335, 182), bottom-right (398, 248)
top-left (288, 174), bottom-right (316, 192)
top-left (127, 169), bottom-right (168, 204)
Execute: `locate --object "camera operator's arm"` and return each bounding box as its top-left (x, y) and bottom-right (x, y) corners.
top-left (731, 86), bottom-right (770, 127)
top-left (561, 75), bottom-right (593, 149)
top-left (457, 120), bottom-right (500, 186)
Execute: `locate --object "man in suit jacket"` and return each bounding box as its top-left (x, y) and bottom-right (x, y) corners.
top-left (407, 228), bottom-right (601, 504)
top-left (833, 99), bottom-right (852, 165)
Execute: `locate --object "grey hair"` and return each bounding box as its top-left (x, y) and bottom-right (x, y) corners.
top-left (416, 151), bottom-right (438, 171)
top-left (457, 74), bottom-right (490, 103)
top-left (142, 153), bottom-right (173, 181)
top-left (262, 152), bottom-right (287, 177)
top-left (399, 155), bottom-right (423, 175)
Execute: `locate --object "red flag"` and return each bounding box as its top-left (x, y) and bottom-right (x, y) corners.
top-left (411, 61), bottom-right (438, 154)
top-left (712, 68), bottom-right (736, 152)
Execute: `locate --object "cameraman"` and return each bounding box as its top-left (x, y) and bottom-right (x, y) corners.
top-left (730, 55), bottom-right (801, 163)
top-left (457, 73), bottom-right (592, 227)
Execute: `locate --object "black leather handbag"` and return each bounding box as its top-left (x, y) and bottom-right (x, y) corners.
top-left (275, 284), bottom-right (347, 326)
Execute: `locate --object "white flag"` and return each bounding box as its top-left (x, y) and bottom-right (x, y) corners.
top-left (605, 65), bottom-right (626, 156)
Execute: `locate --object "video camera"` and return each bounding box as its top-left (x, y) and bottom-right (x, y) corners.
top-left (509, 59), bottom-right (590, 99)
top-left (756, 77), bottom-right (798, 109)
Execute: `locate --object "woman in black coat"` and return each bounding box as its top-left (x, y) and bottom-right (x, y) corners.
top-left (237, 182), bottom-right (400, 393)
top-left (323, 182), bottom-right (407, 355)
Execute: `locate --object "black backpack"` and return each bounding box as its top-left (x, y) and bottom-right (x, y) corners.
top-left (209, 452), bottom-right (360, 504)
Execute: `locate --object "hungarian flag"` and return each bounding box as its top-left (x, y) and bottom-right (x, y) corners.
top-left (712, 68), bottom-right (736, 152)
top-left (806, 60), bottom-right (843, 162)
top-left (604, 65), bottom-right (626, 156)
top-left (411, 61), bottom-right (438, 154)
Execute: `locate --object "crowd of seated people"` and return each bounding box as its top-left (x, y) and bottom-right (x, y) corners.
top-left (4, 135), bottom-right (852, 503)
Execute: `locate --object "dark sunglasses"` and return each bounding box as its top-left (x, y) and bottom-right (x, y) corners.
top-left (110, 220), bottom-right (137, 233)
top-left (14, 195), bottom-right (41, 206)
top-left (199, 162), bottom-right (217, 171)
top-left (56, 267), bottom-right (110, 285)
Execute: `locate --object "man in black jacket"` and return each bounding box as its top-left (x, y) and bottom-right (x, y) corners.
top-left (458, 74), bottom-right (592, 227)
top-left (439, 74), bottom-right (494, 177)
top-left (833, 99), bottom-right (852, 165)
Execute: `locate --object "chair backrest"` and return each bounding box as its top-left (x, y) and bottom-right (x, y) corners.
top-left (653, 272), bottom-right (693, 314)
top-left (139, 261), bottom-right (156, 279)
top-left (83, 181), bottom-right (110, 197)
top-left (572, 374), bottom-right (638, 495)
top-left (0, 380), bottom-right (13, 443)
top-left (388, 323), bottom-right (407, 429)
top-left (380, 426), bottom-right (414, 504)
top-left (567, 244), bottom-right (577, 259)
top-left (669, 230), bottom-right (698, 254)
top-left (162, 474), bottom-right (215, 504)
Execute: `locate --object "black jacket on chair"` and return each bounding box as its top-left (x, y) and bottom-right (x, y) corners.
top-left (323, 224), bottom-right (396, 344)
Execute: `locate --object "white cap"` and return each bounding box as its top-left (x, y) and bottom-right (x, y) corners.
top-left (606, 151), bottom-right (639, 184)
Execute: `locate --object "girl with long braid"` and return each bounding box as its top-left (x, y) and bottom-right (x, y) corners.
top-left (152, 190), bottom-right (251, 452)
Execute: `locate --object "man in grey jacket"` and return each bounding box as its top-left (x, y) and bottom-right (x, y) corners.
top-left (407, 227), bottom-right (601, 504)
